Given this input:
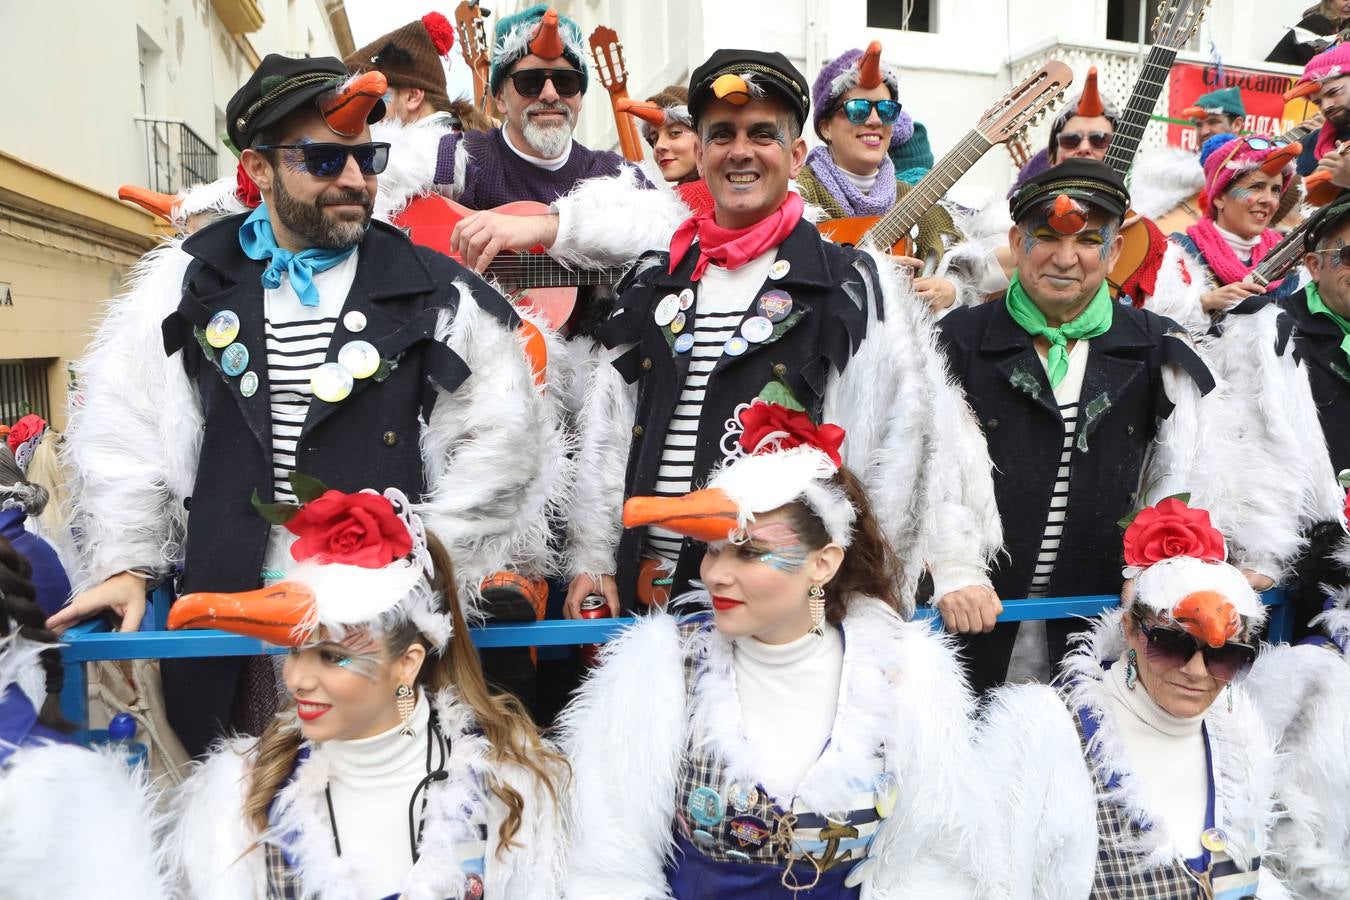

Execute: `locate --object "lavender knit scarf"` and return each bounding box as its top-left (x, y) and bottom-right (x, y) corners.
top-left (804, 145), bottom-right (897, 217)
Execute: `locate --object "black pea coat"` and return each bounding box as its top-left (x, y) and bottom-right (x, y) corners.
top-left (937, 295), bottom-right (1213, 600)
top-left (1284, 287), bottom-right (1350, 476)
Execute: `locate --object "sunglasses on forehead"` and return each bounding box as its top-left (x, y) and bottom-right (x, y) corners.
top-left (254, 141), bottom-right (390, 178)
top-left (1138, 620), bottom-right (1257, 682)
top-left (1057, 131), bottom-right (1112, 151)
top-left (838, 98), bottom-right (902, 125)
top-left (507, 68), bottom-right (584, 98)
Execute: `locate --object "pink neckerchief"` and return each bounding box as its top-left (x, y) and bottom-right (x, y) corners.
top-left (668, 192), bottom-right (804, 282)
top-left (1184, 216), bottom-right (1282, 286)
top-left (1316, 119), bottom-right (1340, 162)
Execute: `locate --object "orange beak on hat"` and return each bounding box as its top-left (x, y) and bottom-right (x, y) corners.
top-left (617, 98), bottom-right (667, 127)
top-left (858, 40), bottom-right (883, 90)
top-left (1284, 79), bottom-right (1320, 102)
top-left (1180, 105), bottom-right (1208, 120)
top-left (1049, 194), bottom-right (1088, 234)
top-left (529, 8), bottom-right (565, 60)
top-left (168, 582), bottom-right (317, 647)
top-left (320, 70), bottom-right (388, 136)
top-left (117, 185), bottom-right (179, 223)
top-left (1077, 66), bottom-right (1105, 117)
top-left (1171, 590), bottom-right (1240, 649)
top-left (1260, 142), bottom-right (1300, 176)
top-left (622, 489), bottom-right (742, 543)
top-left (711, 73), bottom-right (753, 106)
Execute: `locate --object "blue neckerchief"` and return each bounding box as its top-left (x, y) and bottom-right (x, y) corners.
top-left (238, 204), bottom-right (357, 308)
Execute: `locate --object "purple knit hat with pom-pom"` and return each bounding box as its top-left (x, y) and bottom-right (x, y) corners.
top-left (812, 42), bottom-right (914, 149)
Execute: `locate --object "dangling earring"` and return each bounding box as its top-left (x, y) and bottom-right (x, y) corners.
top-left (395, 683), bottom-right (416, 736)
top-left (808, 584), bottom-right (826, 636)
top-left (1125, 649), bottom-right (1139, 690)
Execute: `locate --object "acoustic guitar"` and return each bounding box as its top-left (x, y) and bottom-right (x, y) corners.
top-left (1102, 0), bottom-right (1209, 295)
top-left (454, 1), bottom-right (495, 119)
top-left (589, 26), bottom-right (644, 163)
top-left (817, 60), bottom-right (1074, 255)
top-left (1249, 214), bottom-right (1316, 288)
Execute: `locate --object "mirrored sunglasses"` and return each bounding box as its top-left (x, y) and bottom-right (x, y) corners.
top-left (1057, 130), bottom-right (1113, 151)
top-left (1242, 137), bottom-right (1291, 151)
top-left (508, 68), bottom-right (584, 98)
top-left (254, 142), bottom-right (390, 178)
top-left (1139, 621), bottom-right (1257, 681)
top-left (840, 98), bottom-right (902, 125)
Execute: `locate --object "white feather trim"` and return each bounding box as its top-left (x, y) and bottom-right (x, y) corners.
top-left (0, 632), bottom-right (53, 713)
top-left (1144, 242), bottom-right (1210, 336)
top-left (708, 445), bottom-right (855, 546)
top-left (0, 744), bottom-right (171, 899)
top-left (826, 61), bottom-right (901, 106)
top-left (1131, 148), bottom-right (1206, 221)
top-left (164, 737), bottom-right (265, 900)
top-left (175, 175), bottom-right (248, 230)
top-left (372, 117), bottom-right (454, 222)
top-left (491, 16), bottom-right (588, 83)
top-left (549, 166), bottom-right (691, 269)
top-left (974, 683), bottom-right (1097, 899)
top-left (63, 241), bottom-right (204, 591)
top-left (1246, 643), bottom-right (1350, 899)
top-left (1132, 556), bottom-right (1266, 628)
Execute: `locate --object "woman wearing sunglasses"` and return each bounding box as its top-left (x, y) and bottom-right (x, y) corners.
top-left (562, 404), bottom-right (987, 897)
top-left (798, 43), bottom-right (977, 312)
top-left (976, 497), bottom-right (1291, 899)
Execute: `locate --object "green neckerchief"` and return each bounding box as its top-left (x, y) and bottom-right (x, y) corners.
top-left (1005, 272), bottom-right (1114, 388)
top-left (1306, 282), bottom-right (1350, 366)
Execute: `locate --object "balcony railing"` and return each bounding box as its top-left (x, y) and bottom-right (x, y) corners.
top-left (133, 116), bottom-right (218, 195)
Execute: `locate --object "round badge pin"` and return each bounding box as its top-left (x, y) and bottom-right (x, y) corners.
top-left (343, 310), bottom-right (368, 333)
top-left (741, 316), bottom-right (773, 344)
top-left (654, 293), bottom-right (680, 327)
top-left (844, 857), bottom-right (877, 888)
top-left (678, 287), bottom-right (695, 310)
top-left (221, 342), bottom-right (249, 377)
top-left (671, 312), bottom-right (687, 334)
top-left (726, 849), bottom-right (751, 861)
top-left (757, 290), bottom-right (793, 323)
top-left (691, 829), bottom-right (717, 848)
top-left (239, 371), bottom-right (259, 398)
top-left (728, 783), bottom-right (760, 813)
top-left (768, 259), bottom-right (791, 280)
top-left (674, 332), bottom-right (695, 353)
top-left (873, 772), bottom-right (899, 819)
top-left (723, 336), bottom-right (749, 357)
top-left (338, 339), bottom-right (381, 379)
top-left (687, 785), bottom-right (724, 828)
top-left (727, 815), bottom-right (771, 849)
top-left (311, 362), bottom-right (354, 403)
top-left (1199, 827), bottom-right (1228, 853)
top-left (205, 310), bottom-right (240, 349)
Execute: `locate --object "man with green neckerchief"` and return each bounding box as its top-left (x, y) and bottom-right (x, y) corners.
top-left (936, 159), bottom-right (1217, 692)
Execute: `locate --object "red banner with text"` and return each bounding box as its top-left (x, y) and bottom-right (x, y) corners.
top-left (1166, 61), bottom-right (1320, 150)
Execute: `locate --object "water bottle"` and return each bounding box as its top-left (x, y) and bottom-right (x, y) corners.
top-left (106, 713), bottom-right (148, 770)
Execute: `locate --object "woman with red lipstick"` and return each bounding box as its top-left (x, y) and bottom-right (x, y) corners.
top-left (561, 404), bottom-right (986, 897)
top-left (621, 85), bottom-right (714, 216)
top-left (976, 499), bottom-right (1290, 898)
top-left (164, 483), bottom-right (566, 899)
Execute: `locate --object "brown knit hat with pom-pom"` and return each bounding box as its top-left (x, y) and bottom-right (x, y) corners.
top-left (345, 11), bottom-right (456, 96)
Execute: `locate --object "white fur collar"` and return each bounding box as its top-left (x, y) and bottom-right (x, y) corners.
top-left (1061, 610), bottom-right (1272, 872)
top-left (0, 632), bottom-right (52, 713)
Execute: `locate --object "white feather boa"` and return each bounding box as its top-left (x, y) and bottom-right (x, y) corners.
top-left (372, 117), bottom-right (453, 223)
top-left (559, 598), bottom-right (986, 898)
top-left (166, 690), bottom-right (564, 900)
top-left (1131, 148), bottom-right (1206, 221)
top-left (550, 166), bottom-right (692, 269)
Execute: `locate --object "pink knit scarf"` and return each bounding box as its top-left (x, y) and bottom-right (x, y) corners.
top-left (1184, 217), bottom-right (1282, 286)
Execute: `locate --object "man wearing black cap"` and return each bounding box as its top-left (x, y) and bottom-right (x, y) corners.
top-left (564, 49), bottom-right (1001, 623)
top-left (937, 159), bottom-right (1217, 691)
top-left (54, 55), bottom-right (559, 755)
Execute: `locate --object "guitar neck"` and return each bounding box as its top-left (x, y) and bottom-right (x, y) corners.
top-left (1104, 44), bottom-right (1181, 178)
top-left (864, 130), bottom-right (993, 250)
top-left (1250, 220), bottom-right (1312, 286)
top-left (486, 252), bottom-right (629, 288)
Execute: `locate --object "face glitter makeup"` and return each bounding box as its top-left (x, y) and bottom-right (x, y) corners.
top-left (747, 521), bottom-right (810, 574)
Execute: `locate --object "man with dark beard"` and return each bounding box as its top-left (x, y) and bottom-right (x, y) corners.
top-left (51, 55), bottom-right (560, 756)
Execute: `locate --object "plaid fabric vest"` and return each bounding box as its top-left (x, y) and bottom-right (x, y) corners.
top-left (668, 620), bottom-right (889, 891)
top-left (1067, 695), bottom-right (1262, 900)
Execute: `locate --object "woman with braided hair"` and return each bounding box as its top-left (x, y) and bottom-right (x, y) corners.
top-left (0, 535), bottom-right (169, 897)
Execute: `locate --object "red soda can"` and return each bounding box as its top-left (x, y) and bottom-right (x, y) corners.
top-left (578, 594), bottom-right (612, 667)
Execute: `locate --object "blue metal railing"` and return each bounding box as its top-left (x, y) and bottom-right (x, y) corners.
top-left (59, 588), bottom-right (1293, 730)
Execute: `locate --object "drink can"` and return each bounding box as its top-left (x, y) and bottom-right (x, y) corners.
top-left (579, 594), bottom-right (611, 666)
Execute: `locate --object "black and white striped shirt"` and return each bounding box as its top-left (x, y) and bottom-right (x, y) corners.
top-left (262, 253), bottom-right (359, 504)
top-left (645, 253), bottom-right (779, 564)
top-left (1028, 339), bottom-right (1090, 598)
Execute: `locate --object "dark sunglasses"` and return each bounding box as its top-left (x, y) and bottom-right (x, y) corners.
top-left (1057, 130), bottom-right (1113, 151)
top-left (1315, 246), bottom-right (1350, 267)
top-left (508, 68), bottom-right (584, 98)
top-left (1139, 621), bottom-right (1257, 682)
top-left (839, 98), bottom-right (902, 125)
top-left (254, 142), bottom-right (390, 178)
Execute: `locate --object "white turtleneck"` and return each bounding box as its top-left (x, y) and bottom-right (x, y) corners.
top-left (1104, 659), bottom-right (1209, 858)
top-left (733, 626), bottom-right (844, 799)
top-left (322, 691), bottom-right (433, 899)
top-left (840, 165), bottom-right (880, 194)
top-left (1215, 223), bottom-right (1262, 265)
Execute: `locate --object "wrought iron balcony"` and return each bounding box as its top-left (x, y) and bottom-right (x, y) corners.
top-left (133, 116), bottom-right (219, 195)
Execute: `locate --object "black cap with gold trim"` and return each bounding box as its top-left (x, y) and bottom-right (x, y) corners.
top-left (226, 54), bottom-right (385, 150)
top-left (1010, 158), bottom-right (1131, 225)
top-left (688, 49), bottom-right (810, 129)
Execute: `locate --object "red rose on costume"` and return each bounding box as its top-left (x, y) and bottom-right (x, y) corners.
top-left (235, 162), bottom-right (261, 209)
top-left (1122, 498), bottom-right (1226, 567)
top-left (286, 490), bottom-right (413, 568)
top-left (5, 414), bottom-right (45, 455)
top-left (738, 403), bottom-right (845, 467)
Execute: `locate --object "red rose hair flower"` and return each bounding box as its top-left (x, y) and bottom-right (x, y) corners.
top-left (285, 489), bottom-right (413, 569)
top-left (738, 402), bottom-right (845, 468)
top-left (1122, 497), bottom-right (1227, 568)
